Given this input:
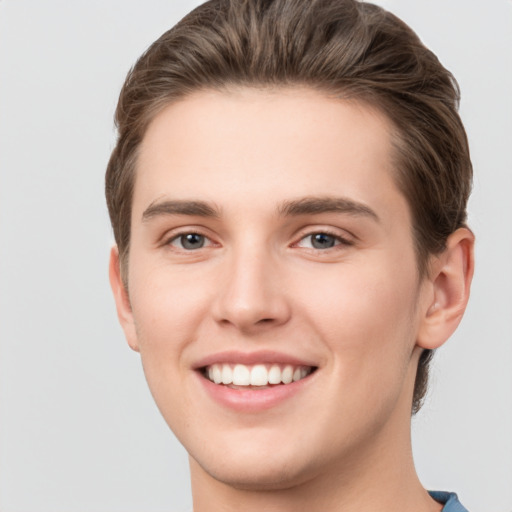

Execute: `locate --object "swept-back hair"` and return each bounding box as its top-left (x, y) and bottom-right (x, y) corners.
top-left (106, 0), bottom-right (472, 413)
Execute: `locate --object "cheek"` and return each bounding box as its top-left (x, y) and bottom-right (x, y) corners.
top-left (300, 262), bottom-right (420, 441)
top-left (127, 265), bottom-right (211, 427)
top-left (127, 259), bottom-right (214, 363)
top-left (298, 254), bottom-right (420, 376)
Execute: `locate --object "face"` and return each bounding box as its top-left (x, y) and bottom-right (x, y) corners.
top-left (114, 88), bottom-right (433, 490)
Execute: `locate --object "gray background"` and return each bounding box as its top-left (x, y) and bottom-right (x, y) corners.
top-left (0, 1), bottom-right (510, 511)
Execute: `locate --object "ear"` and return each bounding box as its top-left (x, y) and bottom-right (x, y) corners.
top-left (108, 246), bottom-right (140, 352)
top-left (417, 227), bottom-right (475, 350)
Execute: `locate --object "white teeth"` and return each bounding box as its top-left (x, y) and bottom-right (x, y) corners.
top-left (205, 363), bottom-right (313, 387)
top-left (212, 365), bottom-right (222, 384)
top-left (281, 365), bottom-right (293, 384)
top-left (232, 364), bottom-right (250, 386)
top-left (221, 365), bottom-right (233, 385)
top-left (250, 365), bottom-right (268, 386)
top-left (268, 365), bottom-right (281, 384)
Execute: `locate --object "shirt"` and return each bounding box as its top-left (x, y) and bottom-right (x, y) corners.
top-left (429, 491), bottom-right (469, 512)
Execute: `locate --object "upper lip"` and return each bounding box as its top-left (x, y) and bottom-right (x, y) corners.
top-left (192, 350), bottom-right (318, 370)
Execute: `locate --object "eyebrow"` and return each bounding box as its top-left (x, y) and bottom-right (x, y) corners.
top-left (141, 195), bottom-right (379, 223)
top-left (142, 199), bottom-right (220, 221)
top-left (278, 196), bottom-right (379, 222)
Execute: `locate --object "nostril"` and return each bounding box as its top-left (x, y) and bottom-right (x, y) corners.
top-left (212, 286), bottom-right (292, 330)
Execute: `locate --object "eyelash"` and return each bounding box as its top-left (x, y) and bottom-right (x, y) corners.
top-left (165, 231), bottom-right (215, 251)
top-left (292, 229), bottom-right (354, 251)
top-left (164, 228), bottom-right (353, 252)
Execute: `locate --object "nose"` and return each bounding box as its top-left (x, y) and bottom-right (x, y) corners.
top-left (212, 245), bottom-right (292, 334)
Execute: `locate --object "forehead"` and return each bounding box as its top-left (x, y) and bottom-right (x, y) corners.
top-left (134, 87), bottom-right (408, 225)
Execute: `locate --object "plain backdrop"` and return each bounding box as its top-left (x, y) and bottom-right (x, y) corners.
top-left (0, 1), bottom-right (511, 511)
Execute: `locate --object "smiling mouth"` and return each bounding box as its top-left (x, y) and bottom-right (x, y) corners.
top-left (201, 363), bottom-right (316, 388)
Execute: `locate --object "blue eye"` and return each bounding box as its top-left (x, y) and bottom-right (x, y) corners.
top-left (296, 232), bottom-right (349, 250)
top-left (172, 233), bottom-right (206, 250)
top-left (310, 233), bottom-right (337, 249)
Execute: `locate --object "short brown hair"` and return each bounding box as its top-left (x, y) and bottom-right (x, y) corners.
top-left (105, 0), bottom-right (472, 413)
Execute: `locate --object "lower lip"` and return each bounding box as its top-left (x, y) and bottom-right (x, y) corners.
top-left (196, 371), bottom-right (314, 412)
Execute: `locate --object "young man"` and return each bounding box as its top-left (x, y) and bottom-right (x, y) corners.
top-left (106, 1), bottom-right (474, 510)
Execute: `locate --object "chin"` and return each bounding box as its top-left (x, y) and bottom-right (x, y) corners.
top-left (196, 455), bottom-right (317, 492)
top-left (187, 433), bottom-right (328, 492)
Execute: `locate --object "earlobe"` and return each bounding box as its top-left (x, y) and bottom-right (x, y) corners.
top-left (417, 227), bottom-right (475, 350)
top-left (108, 246), bottom-right (140, 352)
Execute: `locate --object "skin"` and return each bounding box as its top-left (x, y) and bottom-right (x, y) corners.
top-left (110, 88), bottom-right (474, 512)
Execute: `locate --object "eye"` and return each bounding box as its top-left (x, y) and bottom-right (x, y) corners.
top-left (309, 233), bottom-right (337, 249)
top-left (169, 232), bottom-right (209, 250)
top-left (296, 232), bottom-right (350, 250)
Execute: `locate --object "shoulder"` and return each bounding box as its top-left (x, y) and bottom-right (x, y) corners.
top-left (429, 491), bottom-right (469, 512)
